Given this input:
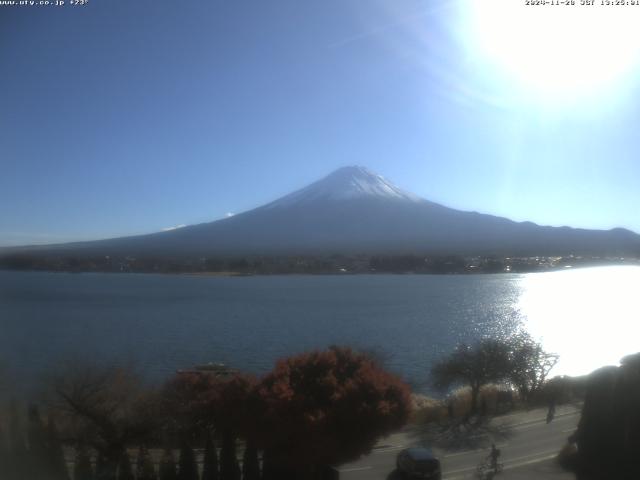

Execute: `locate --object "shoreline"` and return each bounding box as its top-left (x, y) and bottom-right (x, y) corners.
top-left (2, 261), bottom-right (639, 277)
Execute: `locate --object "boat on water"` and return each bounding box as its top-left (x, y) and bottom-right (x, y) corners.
top-left (176, 362), bottom-right (238, 377)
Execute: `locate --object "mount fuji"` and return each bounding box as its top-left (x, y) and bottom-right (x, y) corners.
top-left (5, 166), bottom-right (640, 257)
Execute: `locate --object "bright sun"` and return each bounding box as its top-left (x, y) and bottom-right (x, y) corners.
top-left (462, 0), bottom-right (640, 100)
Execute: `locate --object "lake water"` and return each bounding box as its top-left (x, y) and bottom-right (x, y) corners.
top-left (1, 266), bottom-right (638, 392)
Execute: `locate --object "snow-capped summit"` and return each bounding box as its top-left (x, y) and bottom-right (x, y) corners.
top-left (265, 166), bottom-right (423, 209)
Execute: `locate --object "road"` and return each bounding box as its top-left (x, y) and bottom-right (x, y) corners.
top-left (338, 404), bottom-right (581, 480)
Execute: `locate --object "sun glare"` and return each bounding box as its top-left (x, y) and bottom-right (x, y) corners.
top-left (462, 0), bottom-right (640, 100)
top-left (517, 266), bottom-right (640, 377)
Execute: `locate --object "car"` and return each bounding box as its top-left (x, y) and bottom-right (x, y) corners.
top-left (396, 447), bottom-right (442, 479)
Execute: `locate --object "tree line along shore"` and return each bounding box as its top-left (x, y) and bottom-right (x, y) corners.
top-left (1, 252), bottom-right (637, 275)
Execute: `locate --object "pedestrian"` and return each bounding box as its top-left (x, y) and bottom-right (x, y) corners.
top-left (489, 443), bottom-right (501, 474)
top-left (546, 397), bottom-right (556, 424)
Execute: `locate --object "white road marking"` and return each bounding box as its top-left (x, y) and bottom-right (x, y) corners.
top-left (503, 449), bottom-right (560, 465)
top-left (337, 466), bottom-right (373, 473)
top-left (371, 445), bottom-right (405, 454)
top-left (503, 452), bottom-right (557, 469)
top-left (496, 406), bottom-right (581, 423)
top-left (443, 450), bottom-right (559, 479)
top-left (510, 415), bottom-right (579, 433)
top-left (444, 443), bottom-right (508, 458)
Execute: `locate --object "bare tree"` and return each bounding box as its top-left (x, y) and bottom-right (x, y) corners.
top-left (432, 334), bottom-right (560, 416)
top-left (505, 332), bottom-right (559, 403)
top-left (431, 339), bottom-right (511, 417)
top-left (50, 363), bottom-right (160, 476)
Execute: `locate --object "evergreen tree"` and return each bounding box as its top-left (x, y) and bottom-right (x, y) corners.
top-left (136, 446), bottom-right (157, 480)
top-left (0, 422), bottom-right (9, 480)
top-left (159, 449), bottom-right (178, 480)
top-left (241, 442), bottom-right (259, 480)
top-left (95, 452), bottom-right (107, 480)
top-left (96, 450), bottom-right (118, 480)
top-left (259, 450), bottom-right (293, 480)
top-left (74, 446), bottom-right (94, 480)
top-left (201, 434), bottom-right (218, 480)
top-left (9, 402), bottom-right (28, 480)
top-left (259, 450), bottom-right (276, 480)
top-left (46, 414), bottom-right (70, 480)
top-left (136, 446), bottom-right (145, 476)
top-left (27, 405), bottom-right (48, 478)
top-left (177, 443), bottom-right (198, 480)
top-left (117, 451), bottom-right (134, 480)
top-left (219, 431), bottom-right (240, 480)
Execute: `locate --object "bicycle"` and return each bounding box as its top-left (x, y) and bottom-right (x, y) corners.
top-left (475, 457), bottom-right (503, 479)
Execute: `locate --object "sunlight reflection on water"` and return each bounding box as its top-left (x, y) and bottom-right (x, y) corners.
top-left (1, 267), bottom-right (639, 389)
top-left (516, 265), bottom-right (640, 377)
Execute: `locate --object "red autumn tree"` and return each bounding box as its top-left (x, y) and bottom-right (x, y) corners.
top-left (250, 346), bottom-right (412, 477)
top-left (162, 372), bottom-right (256, 480)
top-left (161, 372), bottom-right (219, 436)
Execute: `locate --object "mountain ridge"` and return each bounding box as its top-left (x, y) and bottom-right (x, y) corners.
top-left (2, 166), bottom-right (639, 258)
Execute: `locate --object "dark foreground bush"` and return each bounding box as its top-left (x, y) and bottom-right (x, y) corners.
top-left (570, 352), bottom-right (640, 480)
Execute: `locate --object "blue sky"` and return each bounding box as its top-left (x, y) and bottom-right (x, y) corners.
top-left (2, 0), bottom-right (640, 246)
